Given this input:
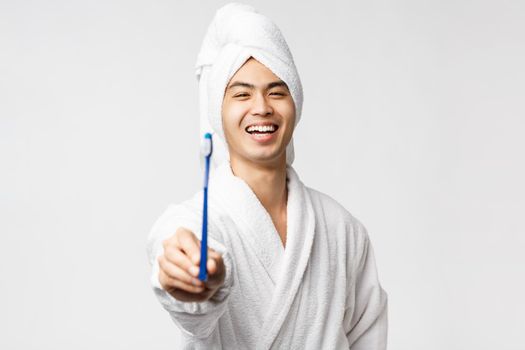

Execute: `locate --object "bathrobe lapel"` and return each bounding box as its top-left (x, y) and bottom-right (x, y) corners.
top-left (258, 164), bottom-right (316, 349)
top-left (210, 162), bottom-right (316, 350)
top-left (210, 162), bottom-right (286, 285)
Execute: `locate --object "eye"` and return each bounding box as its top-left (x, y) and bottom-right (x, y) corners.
top-left (234, 93), bottom-right (249, 98)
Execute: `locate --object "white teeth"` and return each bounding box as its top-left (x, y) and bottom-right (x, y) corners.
top-left (247, 125), bottom-right (276, 133)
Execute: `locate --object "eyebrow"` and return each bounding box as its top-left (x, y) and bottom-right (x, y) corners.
top-left (227, 80), bottom-right (288, 90)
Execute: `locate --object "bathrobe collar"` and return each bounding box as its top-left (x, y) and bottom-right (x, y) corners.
top-left (209, 161), bottom-right (286, 284)
top-left (209, 160), bottom-right (316, 349)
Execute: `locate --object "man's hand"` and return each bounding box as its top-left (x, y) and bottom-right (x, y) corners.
top-left (158, 227), bottom-right (226, 302)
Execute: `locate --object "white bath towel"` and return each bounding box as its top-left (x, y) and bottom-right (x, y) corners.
top-left (195, 2), bottom-right (304, 169)
top-left (147, 161), bottom-right (388, 349)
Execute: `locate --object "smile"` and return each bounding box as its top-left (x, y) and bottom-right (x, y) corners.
top-left (245, 123), bottom-right (279, 134)
top-left (244, 123), bottom-right (279, 144)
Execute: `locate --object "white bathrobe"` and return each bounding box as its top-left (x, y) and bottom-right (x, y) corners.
top-left (147, 161), bottom-right (388, 349)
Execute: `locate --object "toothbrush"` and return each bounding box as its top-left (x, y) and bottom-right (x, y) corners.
top-left (199, 133), bottom-right (213, 281)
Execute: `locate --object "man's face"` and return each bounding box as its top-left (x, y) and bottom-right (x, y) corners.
top-left (222, 57), bottom-right (296, 166)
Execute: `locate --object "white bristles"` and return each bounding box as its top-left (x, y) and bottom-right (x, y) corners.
top-left (201, 137), bottom-right (212, 157)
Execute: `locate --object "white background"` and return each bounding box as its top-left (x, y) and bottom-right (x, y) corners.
top-left (1, 0), bottom-right (524, 349)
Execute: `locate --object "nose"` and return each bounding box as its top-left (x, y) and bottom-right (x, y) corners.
top-left (250, 92), bottom-right (273, 116)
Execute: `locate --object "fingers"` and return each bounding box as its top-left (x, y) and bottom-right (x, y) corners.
top-left (203, 256), bottom-right (225, 290)
top-left (158, 254), bottom-right (223, 296)
top-left (158, 260), bottom-right (205, 293)
top-left (161, 228), bottom-right (225, 290)
top-left (158, 254), bottom-right (203, 287)
top-left (206, 249), bottom-right (223, 273)
top-left (170, 230), bottom-right (222, 269)
top-left (164, 243), bottom-right (192, 269)
top-left (175, 228), bottom-right (202, 265)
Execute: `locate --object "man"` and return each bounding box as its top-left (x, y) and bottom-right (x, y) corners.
top-left (147, 3), bottom-right (388, 349)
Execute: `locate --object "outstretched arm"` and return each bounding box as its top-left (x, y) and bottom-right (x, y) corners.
top-left (146, 204), bottom-right (234, 339)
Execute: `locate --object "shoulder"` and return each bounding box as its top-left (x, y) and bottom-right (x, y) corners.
top-left (307, 187), bottom-right (346, 214)
top-left (306, 186), bottom-right (371, 253)
top-left (306, 187), bottom-right (364, 229)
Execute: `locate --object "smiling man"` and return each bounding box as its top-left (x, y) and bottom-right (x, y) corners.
top-left (147, 3), bottom-right (388, 350)
top-left (222, 58), bottom-right (295, 247)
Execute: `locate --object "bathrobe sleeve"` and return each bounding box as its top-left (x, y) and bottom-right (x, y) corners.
top-left (344, 220), bottom-right (388, 350)
top-left (146, 203), bottom-right (235, 339)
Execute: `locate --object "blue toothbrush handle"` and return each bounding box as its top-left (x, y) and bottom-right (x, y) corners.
top-left (199, 187), bottom-right (208, 281)
top-left (199, 133), bottom-right (212, 281)
top-left (199, 163), bottom-right (209, 281)
top-left (199, 143), bottom-right (211, 281)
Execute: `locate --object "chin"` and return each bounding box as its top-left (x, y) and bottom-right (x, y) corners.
top-left (243, 150), bottom-right (286, 164)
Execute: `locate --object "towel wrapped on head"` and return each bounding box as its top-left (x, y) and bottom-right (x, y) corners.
top-left (195, 2), bottom-right (304, 169)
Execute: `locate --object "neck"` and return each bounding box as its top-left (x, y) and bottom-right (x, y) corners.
top-left (229, 156), bottom-right (288, 217)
